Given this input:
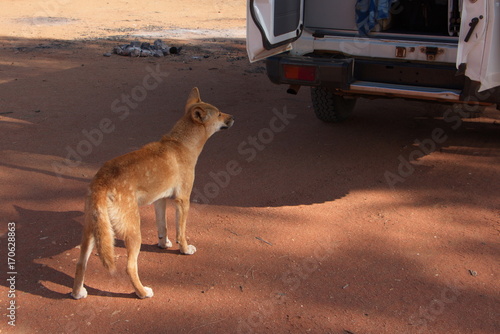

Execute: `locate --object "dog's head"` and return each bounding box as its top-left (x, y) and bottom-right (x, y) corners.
top-left (185, 87), bottom-right (234, 136)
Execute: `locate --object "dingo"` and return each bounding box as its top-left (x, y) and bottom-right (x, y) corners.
top-left (71, 87), bottom-right (234, 299)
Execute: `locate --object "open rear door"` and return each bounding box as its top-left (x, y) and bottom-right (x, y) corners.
top-left (247, 0), bottom-right (304, 63)
top-left (457, 0), bottom-right (500, 98)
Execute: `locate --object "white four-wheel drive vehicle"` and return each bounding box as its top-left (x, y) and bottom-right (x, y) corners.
top-left (247, 0), bottom-right (499, 122)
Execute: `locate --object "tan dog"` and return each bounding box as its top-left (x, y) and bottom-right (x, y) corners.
top-left (71, 87), bottom-right (234, 299)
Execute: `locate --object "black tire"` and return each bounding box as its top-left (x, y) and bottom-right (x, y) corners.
top-left (311, 87), bottom-right (357, 122)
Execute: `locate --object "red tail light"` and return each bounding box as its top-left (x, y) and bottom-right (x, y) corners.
top-left (283, 64), bottom-right (317, 82)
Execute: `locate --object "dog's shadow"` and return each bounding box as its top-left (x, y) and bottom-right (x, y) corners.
top-left (6, 205), bottom-right (177, 300)
top-left (116, 239), bottom-right (179, 255)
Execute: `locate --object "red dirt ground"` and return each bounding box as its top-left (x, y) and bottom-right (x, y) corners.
top-left (1, 1), bottom-right (499, 333)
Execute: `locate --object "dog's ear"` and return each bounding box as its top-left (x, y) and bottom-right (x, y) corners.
top-left (186, 87), bottom-right (201, 109)
top-left (191, 107), bottom-right (209, 124)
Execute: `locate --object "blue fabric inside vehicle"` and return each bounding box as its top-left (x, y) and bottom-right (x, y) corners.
top-left (355, 0), bottom-right (398, 35)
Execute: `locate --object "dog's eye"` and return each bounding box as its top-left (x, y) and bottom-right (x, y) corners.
top-left (218, 112), bottom-right (222, 117)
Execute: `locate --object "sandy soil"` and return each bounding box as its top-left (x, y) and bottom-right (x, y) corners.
top-left (1, 1), bottom-right (499, 333)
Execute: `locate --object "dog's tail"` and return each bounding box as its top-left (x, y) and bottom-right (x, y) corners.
top-left (87, 189), bottom-right (116, 273)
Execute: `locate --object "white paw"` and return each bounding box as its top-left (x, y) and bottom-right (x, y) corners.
top-left (181, 244), bottom-right (197, 255)
top-left (158, 238), bottom-right (173, 249)
top-left (138, 286), bottom-right (154, 299)
top-left (71, 287), bottom-right (88, 300)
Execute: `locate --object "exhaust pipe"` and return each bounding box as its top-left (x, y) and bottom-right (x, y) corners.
top-left (287, 85), bottom-right (301, 95)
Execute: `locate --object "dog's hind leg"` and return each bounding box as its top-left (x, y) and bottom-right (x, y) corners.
top-left (154, 198), bottom-right (172, 249)
top-left (71, 230), bottom-right (95, 299)
top-left (175, 197), bottom-right (197, 255)
top-left (123, 209), bottom-right (153, 299)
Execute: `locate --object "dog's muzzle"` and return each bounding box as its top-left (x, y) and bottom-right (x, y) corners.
top-left (221, 116), bottom-right (234, 130)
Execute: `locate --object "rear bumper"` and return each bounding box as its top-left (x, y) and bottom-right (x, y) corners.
top-left (266, 54), bottom-right (353, 90)
top-left (266, 54), bottom-right (500, 104)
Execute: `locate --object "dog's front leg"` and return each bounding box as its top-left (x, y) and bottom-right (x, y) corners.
top-left (175, 197), bottom-right (196, 255)
top-left (154, 198), bottom-right (173, 249)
